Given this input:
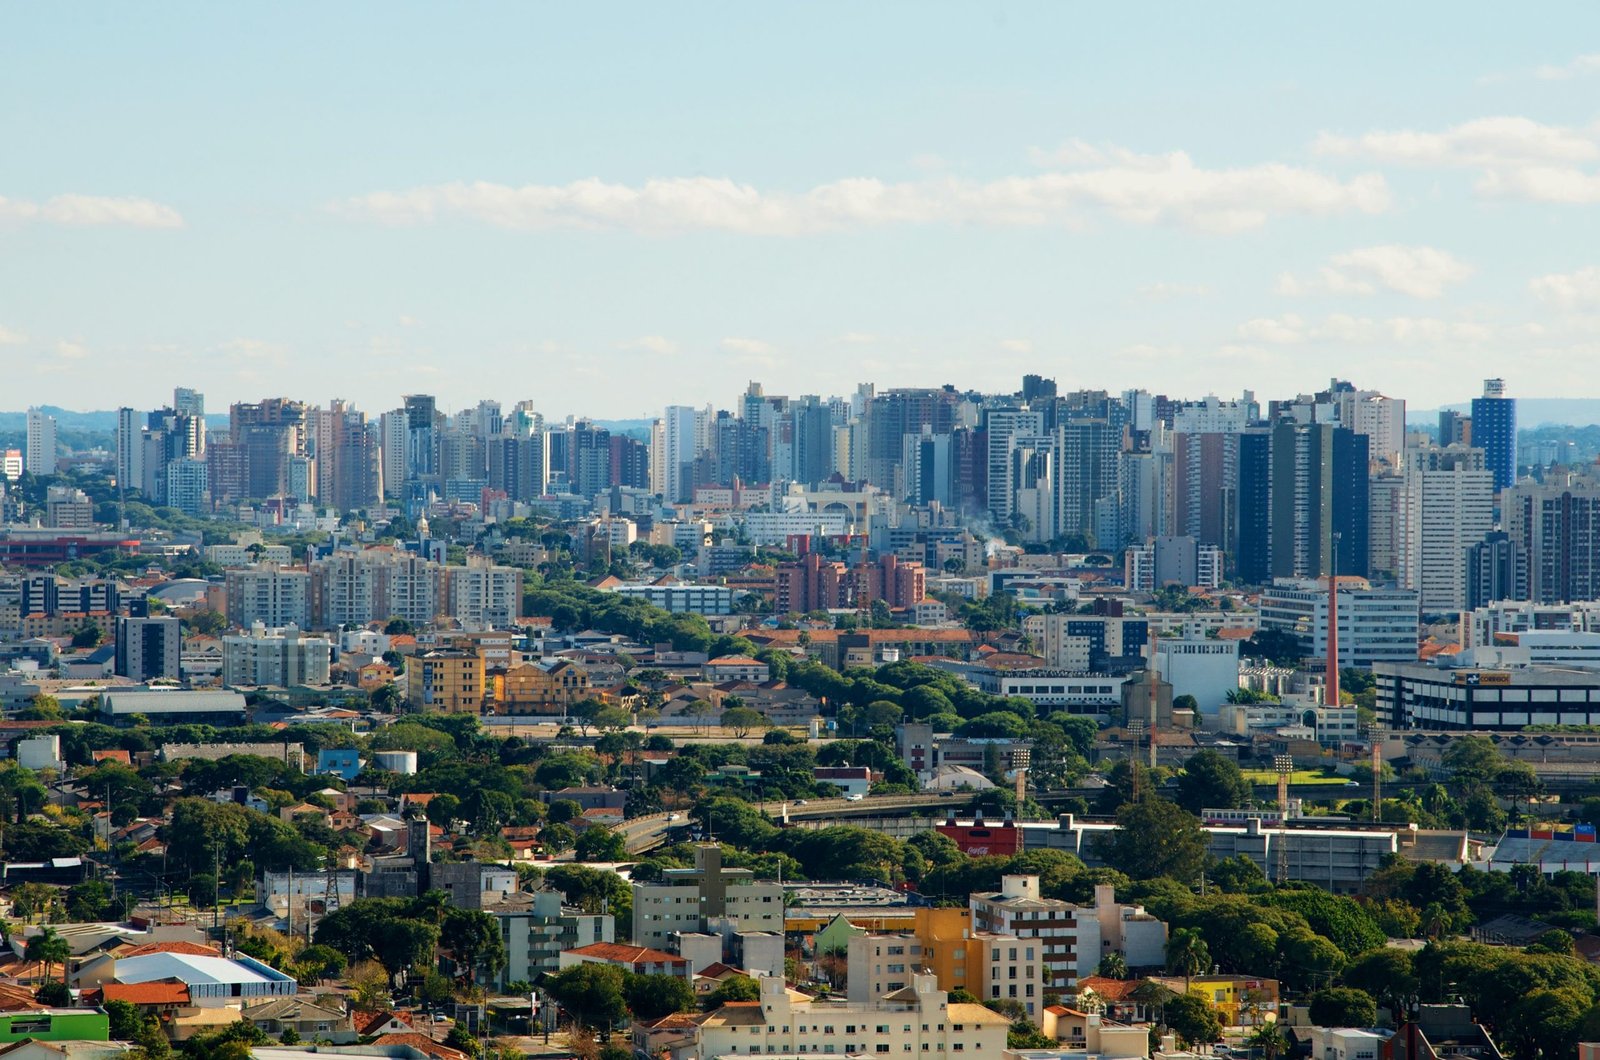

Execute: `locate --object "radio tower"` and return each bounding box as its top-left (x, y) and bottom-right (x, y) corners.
top-left (1274, 753), bottom-right (1293, 884)
top-left (1371, 743), bottom-right (1383, 823)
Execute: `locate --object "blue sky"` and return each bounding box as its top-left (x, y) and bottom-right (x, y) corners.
top-left (5, 3), bottom-right (1600, 419)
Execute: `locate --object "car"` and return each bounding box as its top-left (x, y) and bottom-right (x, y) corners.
top-left (845, 793), bottom-right (865, 802)
top-left (793, 798), bottom-right (808, 805)
top-left (667, 813), bottom-right (681, 822)
top-left (940, 790), bottom-right (956, 797)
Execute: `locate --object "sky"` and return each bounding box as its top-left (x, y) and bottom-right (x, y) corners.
top-left (5, 3), bottom-right (1600, 420)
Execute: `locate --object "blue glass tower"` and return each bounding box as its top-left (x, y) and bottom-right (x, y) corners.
top-left (1471, 378), bottom-right (1516, 492)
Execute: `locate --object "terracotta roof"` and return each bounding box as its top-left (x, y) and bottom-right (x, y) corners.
top-left (1074, 976), bottom-right (1139, 1001)
top-left (119, 941), bottom-right (220, 958)
top-left (565, 942), bottom-right (686, 966)
top-left (0, 984), bottom-right (42, 1011)
top-left (356, 1010), bottom-right (414, 1036)
top-left (707, 656), bottom-right (762, 666)
top-left (99, 980), bottom-right (192, 1005)
top-left (92, 750), bottom-right (132, 764)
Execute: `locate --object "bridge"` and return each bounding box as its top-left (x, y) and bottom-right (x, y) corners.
top-left (618, 792), bottom-right (983, 855)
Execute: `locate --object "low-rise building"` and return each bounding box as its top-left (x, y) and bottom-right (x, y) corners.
top-left (688, 973), bottom-right (1008, 1060)
top-left (633, 845), bottom-right (785, 950)
top-left (558, 942), bottom-right (689, 980)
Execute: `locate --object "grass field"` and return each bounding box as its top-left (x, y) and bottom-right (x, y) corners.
top-left (1240, 769), bottom-right (1350, 786)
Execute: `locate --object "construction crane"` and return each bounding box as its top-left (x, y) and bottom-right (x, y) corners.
top-left (1274, 753), bottom-right (1293, 885)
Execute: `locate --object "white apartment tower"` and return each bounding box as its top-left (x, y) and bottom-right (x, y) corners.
top-left (1400, 445), bottom-right (1494, 613)
top-left (25, 409), bottom-right (57, 477)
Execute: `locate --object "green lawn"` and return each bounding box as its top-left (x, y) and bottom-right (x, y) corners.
top-left (1240, 769), bottom-right (1349, 786)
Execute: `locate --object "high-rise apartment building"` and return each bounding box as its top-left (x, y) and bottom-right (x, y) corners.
top-left (227, 398), bottom-right (307, 501)
top-left (114, 615), bottom-right (182, 682)
top-left (1466, 531), bottom-right (1530, 609)
top-left (115, 407), bottom-right (144, 495)
top-left (1399, 445), bottom-right (1494, 613)
top-left (1505, 478), bottom-right (1600, 604)
top-left (24, 409), bottom-right (56, 477)
top-left (1471, 378), bottom-right (1516, 492)
top-left (1268, 420), bottom-right (1370, 580)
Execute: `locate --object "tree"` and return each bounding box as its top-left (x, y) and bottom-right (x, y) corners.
top-left (574, 827), bottom-right (628, 863)
top-left (1174, 750), bottom-right (1254, 815)
top-left (25, 928), bottom-right (70, 987)
top-left (345, 960), bottom-right (392, 1010)
top-left (1307, 987), bottom-right (1378, 1028)
top-left (704, 974), bottom-right (760, 1006)
top-left (441, 909), bottom-right (506, 985)
top-left (1096, 952), bottom-right (1128, 980)
top-left (540, 823), bottom-right (576, 853)
top-left (720, 707), bottom-right (769, 739)
top-left (1342, 948), bottom-right (1418, 1018)
top-left (623, 973), bottom-right (696, 1020)
top-left (71, 624), bottom-right (103, 649)
top-left (1095, 797), bottom-right (1208, 882)
top-left (444, 1026), bottom-right (481, 1058)
top-left (1246, 1021), bottom-right (1289, 1060)
top-left (105, 999), bottom-right (142, 1040)
top-left (547, 963), bottom-right (628, 1030)
top-left (189, 873), bottom-right (218, 909)
top-left (1165, 928), bottom-right (1211, 989)
top-left (1163, 992), bottom-right (1221, 1046)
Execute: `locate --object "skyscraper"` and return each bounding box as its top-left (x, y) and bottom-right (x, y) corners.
top-left (116, 407), bottom-right (144, 493)
top-left (1399, 445), bottom-right (1494, 613)
top-left (1471, 378), bottom-right (1516, 492)
top-left (24, 409), bottom-right (56, 477)
top-left (1268, 420), bottom-right (1369, 580)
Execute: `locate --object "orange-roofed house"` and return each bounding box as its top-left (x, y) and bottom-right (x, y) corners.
top-left (355, 1011), bottom-right (416, 1037)
top-left (704, 656), bottom-right (769, 683)
top-left (558, 942), bottom-right (689, 980)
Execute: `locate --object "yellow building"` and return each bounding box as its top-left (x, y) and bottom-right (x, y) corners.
top-left (495, 660), bottom-right (591, 715)
top-left (1150, 975), bottom-right (1280, 1026)
top-left (407, 649), bottom-right (485, 713)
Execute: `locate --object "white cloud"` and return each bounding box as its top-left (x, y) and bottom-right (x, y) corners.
top-left (621, 335), bottom-right (680, 355)
top-left (337, 144), bottom-right (1389, 235)
top-left (1237, 315), bottom-right (1307, 344)
top-left (0, 325), bottom-right (25, 346)
top-left (721, 337), bottom-right (777, 356)
top-left (998, 338), bottom-right (1033, 353)
top-left (1277, 245), bottom-right (1473, 299)
top-left (1236, 312), bottom-right (1497, 348)
top-left (1476, 166), bottom-right (1600, 203)
top-left (1138, 282), bottom-right (1210, 300)
top-left (54, 340), bottom-right (88, 360)
top-left (1530, 266), bottom-right (1600, 307)
top-left (1315, 116), bottom-right (1600, 169)
top-left (1535, 54), bottom-right (1600, 80)
top-left (0, 193), bottom-right (184, 228)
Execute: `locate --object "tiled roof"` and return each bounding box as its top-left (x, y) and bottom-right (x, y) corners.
top-left (98, 980), bottom-right (192, 1005)
top-left (566, 942), bottom-right (686, 966)
top-left (119, 941), bottom-right (220, 958)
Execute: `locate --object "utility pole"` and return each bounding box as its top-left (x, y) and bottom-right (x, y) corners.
top-left (1274, 754), bottom-right (1293, 885)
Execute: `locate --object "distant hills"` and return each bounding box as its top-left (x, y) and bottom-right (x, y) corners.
top-left (1408, 399), bottom-right (1600, 429)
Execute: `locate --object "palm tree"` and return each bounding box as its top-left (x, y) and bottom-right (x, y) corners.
top-left (1097, 952), bottom-right (1129, 980)
top-left (26, 928), bottom-right (70, 988)
top-left (1247, 1021), bottom-right (1289, 1060)
top-left (1165, 928), bottom-right (1210, 992)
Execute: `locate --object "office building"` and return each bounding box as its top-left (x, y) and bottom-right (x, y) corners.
top-left (1459, 600), bottom-right (1600, 650)
top-left (1377, 661), bottom-right (1600, 730)
top-left (114, 615), bottom-right (182, 682)
top-left (1257, 578), bottom-right (1420, 667)
top-left (1471, 378), bottom-right (1516, 492)
top-left (1022, 609), bottom-right (1149, 672)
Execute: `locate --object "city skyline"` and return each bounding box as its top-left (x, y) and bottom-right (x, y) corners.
top-left (6, 4), bottom-right (1600, 413)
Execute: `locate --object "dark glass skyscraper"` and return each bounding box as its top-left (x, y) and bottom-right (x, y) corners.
top-left (1470, 378), bottom-right (1516, 492)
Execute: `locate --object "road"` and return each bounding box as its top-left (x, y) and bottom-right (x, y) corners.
top-left (618, 792), bottom-right (979, 854)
